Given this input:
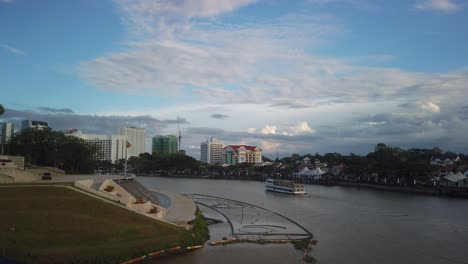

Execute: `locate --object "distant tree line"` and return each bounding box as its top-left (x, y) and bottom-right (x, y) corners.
top-left (5, 128), bottom-right (97, 174)
top-left (95, 152), bottom-right (202, 174)
top-left (276, 143), bottom-right (467, 181)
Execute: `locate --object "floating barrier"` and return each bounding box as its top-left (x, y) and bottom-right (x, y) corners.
top-left (168, 246), bottom-right (181, 252)
top-left (121, 245), bottom-right (204, 264)
top-left (121, 255), bottom-right (147, 264)
top-left (186, 245), bottom-right (204, 250)
top-left (209, 239), bottom-right (237, 245)
top-left (148, 249), bottom-right (165, 257)
top-left (209, 238), bottom-right (296, 246)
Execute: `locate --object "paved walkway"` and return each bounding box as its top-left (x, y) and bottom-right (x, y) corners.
top-left (37, 174), bottom-right (124, 184)
top-left (149, 189), bottom-right (197, 224)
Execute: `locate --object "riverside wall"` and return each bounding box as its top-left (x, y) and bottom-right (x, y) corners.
top-left (139, 174), bottom-right (468, 198)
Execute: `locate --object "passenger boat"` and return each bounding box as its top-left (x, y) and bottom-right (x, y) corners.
top-left (265, 178), bottom-right (305, 195)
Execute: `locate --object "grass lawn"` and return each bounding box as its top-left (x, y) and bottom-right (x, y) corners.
top-left (0, 186), bottom-right (203, 264)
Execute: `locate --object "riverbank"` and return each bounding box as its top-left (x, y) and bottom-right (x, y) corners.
top-left (333, 181), bottom-right (468, 198)
top-left (0, 185), bottom-right (208, 264)
top-left (142, 174), bottom-right (468, 198)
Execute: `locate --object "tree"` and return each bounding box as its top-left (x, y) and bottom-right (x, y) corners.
top-left (57, 136), bottom-right (97, 173)
top-left (9, 128), bottom-right (96, 173)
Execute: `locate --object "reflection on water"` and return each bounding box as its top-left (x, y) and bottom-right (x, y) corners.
top-left (140, 177), bottom-right (468, 264)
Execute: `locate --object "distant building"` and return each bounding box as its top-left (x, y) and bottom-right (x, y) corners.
top-left (67, 130), bottom-right (128, 163)
top-left (0, 122), bottom-right (14, 154)
top-left (200, 137), bottom-right (223, 164)
top-left (120, 127), bottom-right (145, 158)
top-left (22, 120), bottom-right (49, 130)
top-left (152, 135), bottom-right (178, 154)
top-left (430, 156), bottom-right (460, 166)
top-left (223, 145), bottom-right (262, 165)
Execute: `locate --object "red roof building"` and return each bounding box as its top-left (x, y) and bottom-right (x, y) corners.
top-left (223, 145), bottom-right (262, 165)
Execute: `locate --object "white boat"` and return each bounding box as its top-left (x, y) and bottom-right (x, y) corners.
top-left (265, 178), bottom-right (305, 195)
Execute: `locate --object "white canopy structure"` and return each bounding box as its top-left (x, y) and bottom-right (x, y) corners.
top-left (443, 172), bottom-right (468, 187)
top-left (444, 172), bottom-right (467, 182)
top-left (294, 167), bottom-right (325, 180)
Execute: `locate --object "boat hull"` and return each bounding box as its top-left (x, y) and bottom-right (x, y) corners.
top-left (265, 185), bottom-right (306, 195)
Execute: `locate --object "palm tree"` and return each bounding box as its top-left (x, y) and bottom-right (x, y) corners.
top-left (0, 104), bottom-right (4, 116)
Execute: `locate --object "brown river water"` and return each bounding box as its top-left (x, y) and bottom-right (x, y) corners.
top-left (138, 176), bottom-right (468, 264)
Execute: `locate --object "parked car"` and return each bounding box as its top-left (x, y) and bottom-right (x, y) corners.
top-left (42, 172), bottom-right (52, 180)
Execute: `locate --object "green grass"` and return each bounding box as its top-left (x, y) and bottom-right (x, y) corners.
top-left (185, 208), bottom-right (210, 246)
top-left (0, 186), bottom-right (202, 264)
top-left (292, 238), bottom-right (317, 250)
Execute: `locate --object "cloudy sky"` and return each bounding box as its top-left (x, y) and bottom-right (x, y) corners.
top-left (1, 0), bottom-right (468, 158)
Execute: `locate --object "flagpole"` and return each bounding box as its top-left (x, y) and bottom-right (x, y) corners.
top-left (124, 141), bottom-right (128, 178)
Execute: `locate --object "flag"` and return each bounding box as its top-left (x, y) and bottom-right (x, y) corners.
top-left (126, 141), bottom-right (131, 148)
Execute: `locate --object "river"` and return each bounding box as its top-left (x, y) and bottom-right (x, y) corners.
top-left (138, 176), bottom-right (468, 264)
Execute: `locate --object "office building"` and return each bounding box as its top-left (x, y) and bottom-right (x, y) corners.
top-left (22, 120), bottom-right (49, 130)
top-left (152, 135), bottom-right (178, 154)
top-left (223, 145), bottom-right (262, 165)
top-left (67, 130), bottom-right (128, 163)
top-left (200, 137), bottom-right (223, 164)
top-left (120, 127), bottom-right (146, 157)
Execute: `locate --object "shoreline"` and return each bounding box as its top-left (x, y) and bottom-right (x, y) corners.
top-left (139, 174), bottom-right (468, 198)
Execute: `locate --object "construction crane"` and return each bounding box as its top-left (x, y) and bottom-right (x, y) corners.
top-left (177, 116), bottom-right (181, 153)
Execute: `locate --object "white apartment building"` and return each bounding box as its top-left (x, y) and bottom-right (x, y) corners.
top-left (200, 137), bottom-right (223, 164)
top-left (67, 130), bottom-right (128, 163)
top-left (21, 120), bottom-right (49, 130)
top-left (120, 127), bottom-right (146, 158)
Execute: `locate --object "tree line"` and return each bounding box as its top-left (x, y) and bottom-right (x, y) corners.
top-left (4, 128), bottom-right (97, 173)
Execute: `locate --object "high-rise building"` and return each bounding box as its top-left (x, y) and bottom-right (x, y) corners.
top-left (21, 120), bottom-right (49, 130)
top-left (0, 122), bottom-right (14, 155)
top-left (67, 130), bottom-right (128, 163)
top-left (152, 135), bottom-right (178, 154)
top-left (120, 127), bottom-right (145, 157)
top-left (223, 145), bottom-right (262, 165)
top-left (200, 137), bottom-right (223, 164)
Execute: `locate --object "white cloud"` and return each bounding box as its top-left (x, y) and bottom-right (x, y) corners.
top-left (367, 121), bottom-right (386, 126)
top-left (260, 125), bottom-right (277, 135)
top-left (79, 0), bottom-right (342, 95)
top-left (289, 121), bottom-right (315, 135)
top-left (117, 0), bottom-right (256, 19)
top-left (415, 0), bottom-right (461, 13)
top-left (257, 122), bottom-right (315, 136)
top-left (418, 101), bottom-right (441, 113)
top-left (115, 0), bottom-right (257, 38)
top-left (0, 44), bottom-right (25, 56)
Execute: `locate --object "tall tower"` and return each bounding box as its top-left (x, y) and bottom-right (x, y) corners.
top-left (200, 137), bottom-right (223, 164)
top-left (120, 127), bottom-right (146, 157)
top-left (152, 135), bottom-right (178, 154)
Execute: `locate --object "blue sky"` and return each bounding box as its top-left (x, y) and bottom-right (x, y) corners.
top-left (1, 0), bottom-right (468, 158)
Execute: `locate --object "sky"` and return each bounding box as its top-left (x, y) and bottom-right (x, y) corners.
top-left (1, 0), bottom-right (468, 159)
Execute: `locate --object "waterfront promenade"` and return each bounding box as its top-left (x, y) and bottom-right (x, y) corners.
top-left (150, 189), bottom-right (197, 227)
